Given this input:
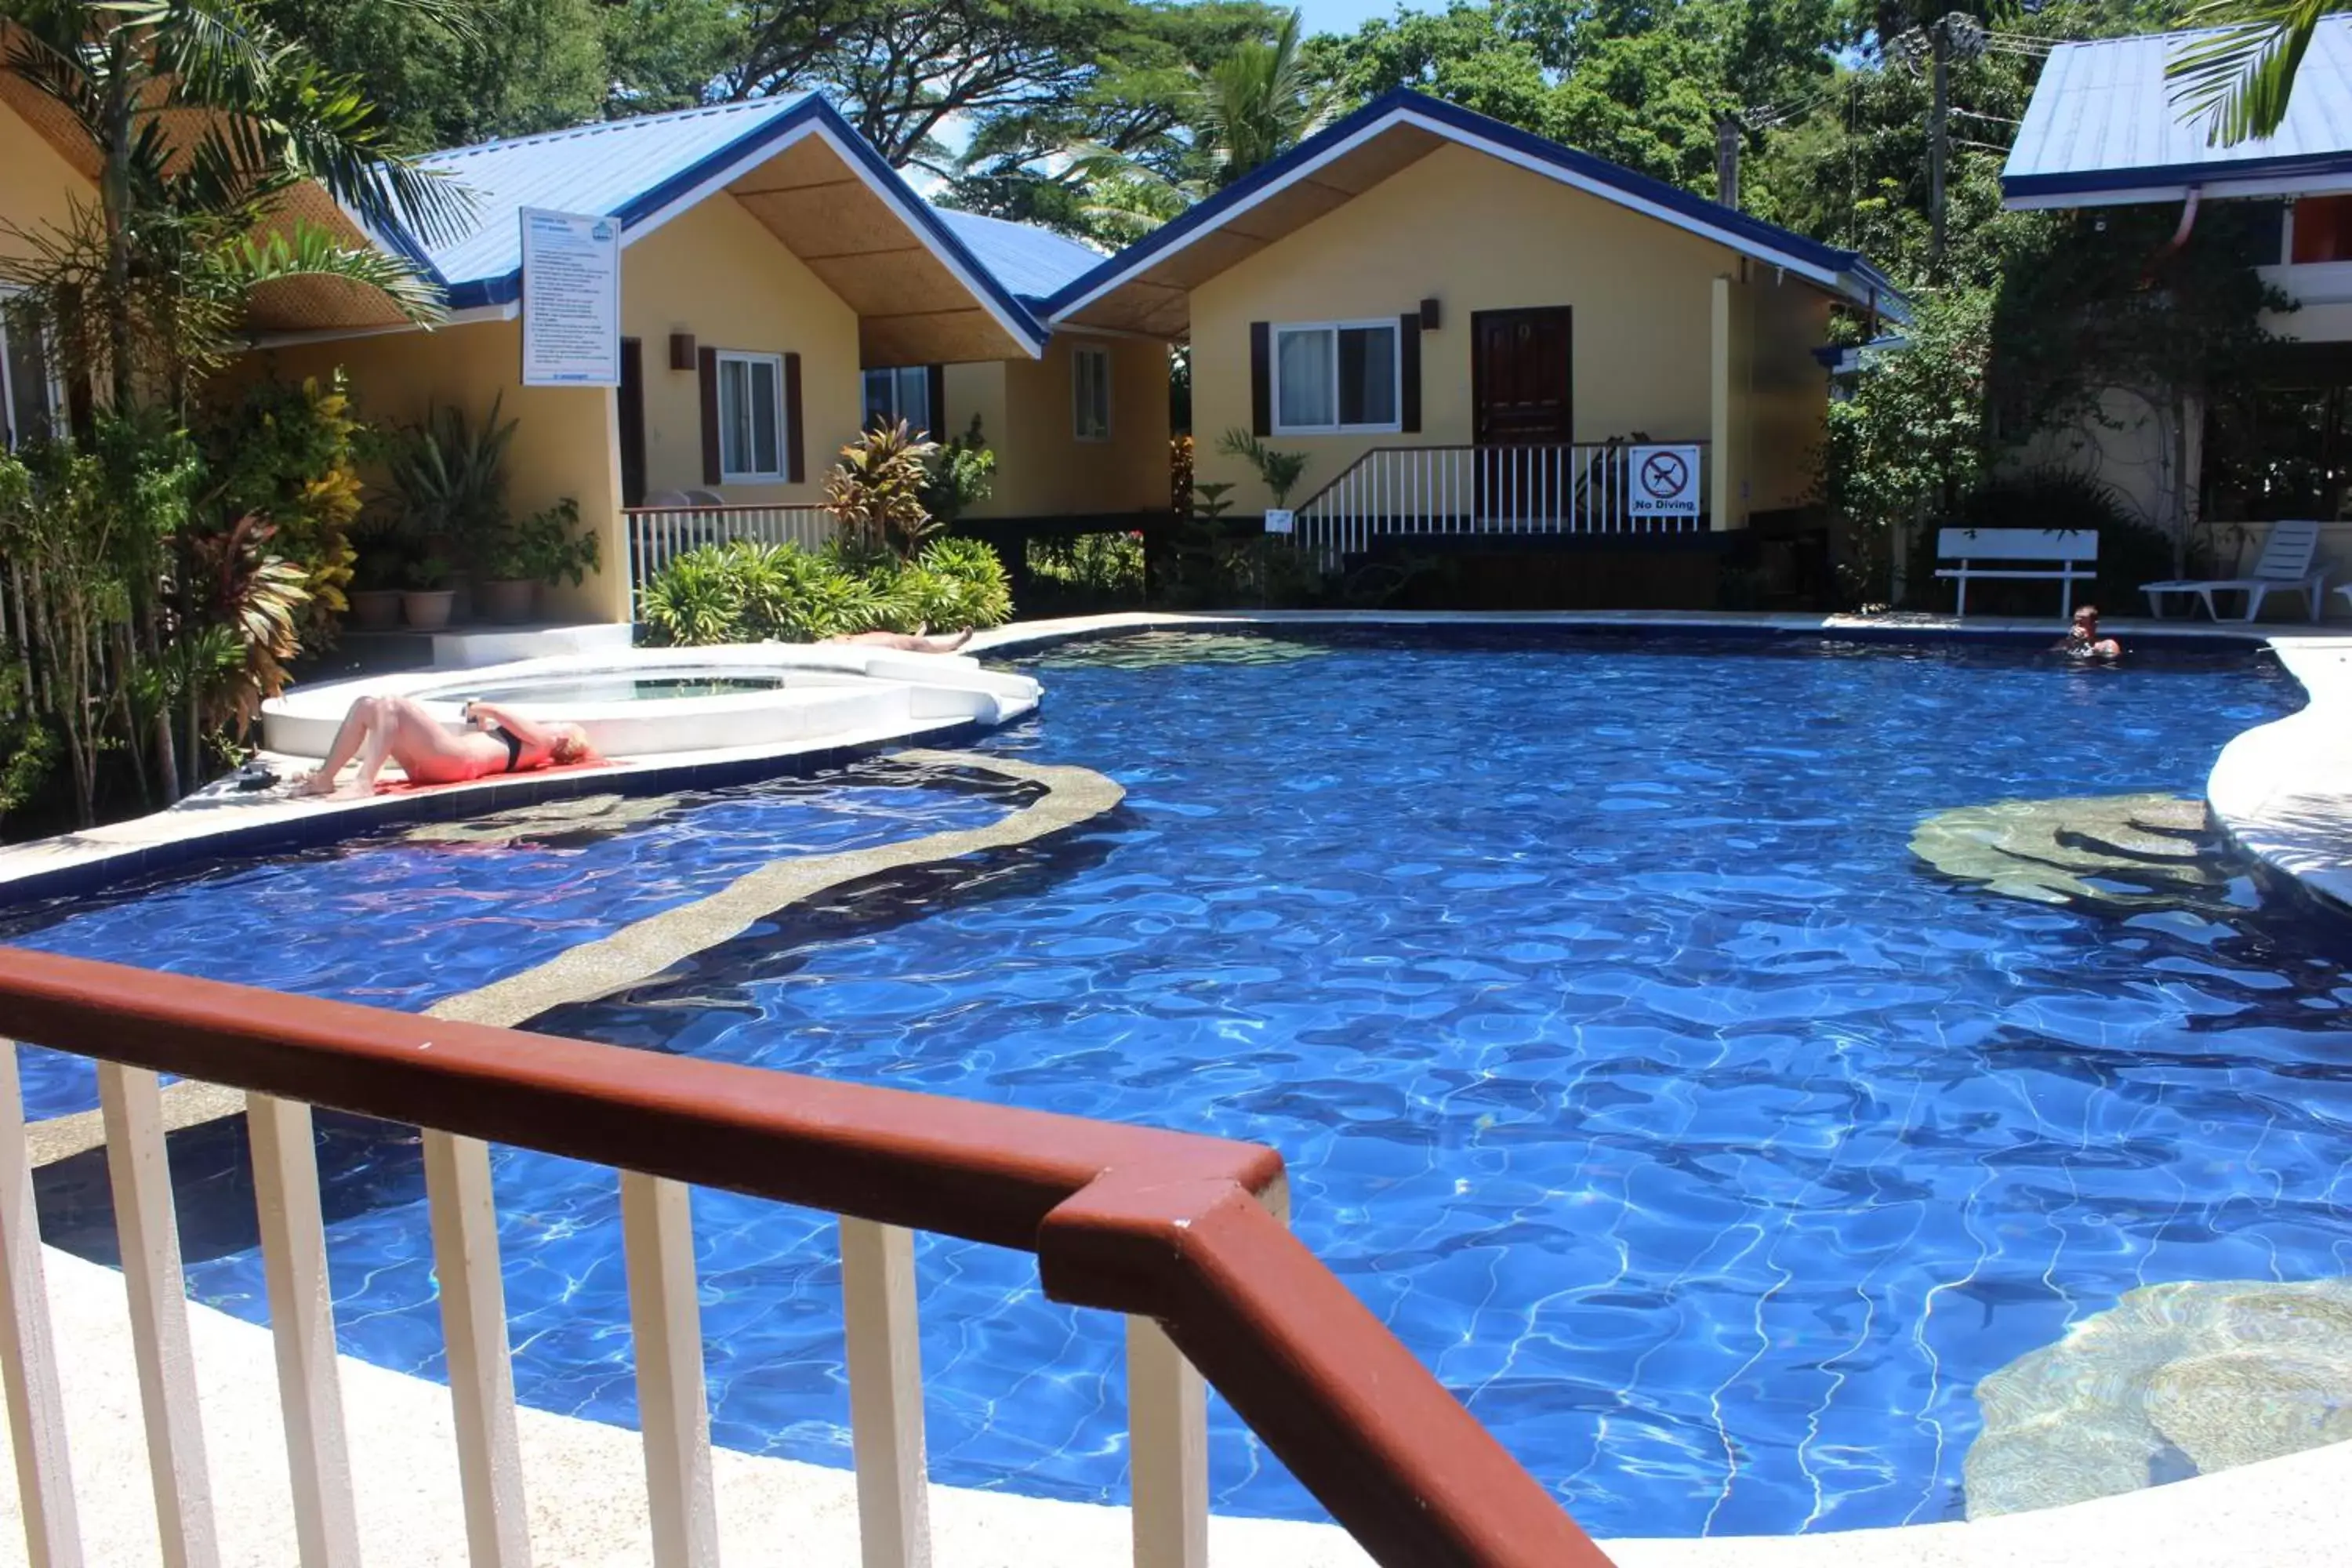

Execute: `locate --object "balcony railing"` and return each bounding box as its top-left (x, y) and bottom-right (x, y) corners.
top-left (0, 949), bottom-right (1616, 1568)
top-left (1290, 441), bottom-right (1711, 569)
top-left (625, 503), bottom-right (836, 614)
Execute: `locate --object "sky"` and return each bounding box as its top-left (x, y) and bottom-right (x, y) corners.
top-left (1294, 0), bottom-right (1408, 37)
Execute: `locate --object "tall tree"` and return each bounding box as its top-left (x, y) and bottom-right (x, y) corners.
top-left (1196, 7), bottom-right (1329, 186)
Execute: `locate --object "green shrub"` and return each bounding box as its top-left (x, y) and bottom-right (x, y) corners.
top-left (637, 536), bottom-right (1011, 647)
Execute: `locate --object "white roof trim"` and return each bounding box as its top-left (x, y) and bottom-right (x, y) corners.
top-left (245, 299), bottom-right (518, 350)
top-left (2005, 169), bottom-right (2352, 210)
top-left (625, 118), bottom-right (1046, 358)
top-left (1050, 105), bottom-right (1867, 324)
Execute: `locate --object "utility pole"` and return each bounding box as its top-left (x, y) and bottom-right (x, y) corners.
top-left (1928, 17), bottom-right (1951, 278)
top-left (1715, 114), bottom-right (1741, 211)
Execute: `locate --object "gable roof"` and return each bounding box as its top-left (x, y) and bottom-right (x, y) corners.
top-left (2005, 18), bottom-right (2352, 208)
top-left (368, 96), bottom-right (1048, 360)
top-left (1045, 89), bottom-right (1904, 336)
top-left (927, 206), bottom-right (1106, 307)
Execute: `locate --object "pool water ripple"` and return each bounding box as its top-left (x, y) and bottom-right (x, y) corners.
top-left (15, 630), bottom-right (2352, 1538)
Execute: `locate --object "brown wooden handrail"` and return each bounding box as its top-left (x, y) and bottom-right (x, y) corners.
top-left (0, 947), bottom-right (1616, 1568)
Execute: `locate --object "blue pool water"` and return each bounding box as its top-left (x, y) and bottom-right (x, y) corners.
top-left (13, 630), bottom-right (2352, 1538)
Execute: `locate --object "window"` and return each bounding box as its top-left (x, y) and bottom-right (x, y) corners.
top-left (862, 365), bottom-right (932, 433)
top-left (717, 350), bottom-right (783, 481)
top-left (1273, 321), bottom-right (1397, 434)
top-left (1072, 345), bottom-right (1111, 441)
top-left (0, 296), bottom-right (56, 451)
top-left (2292, 196), bottom-right (2352, 265)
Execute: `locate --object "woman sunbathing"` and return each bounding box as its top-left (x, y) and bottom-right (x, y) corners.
top-left (293, 695), bottom-right (596, 799)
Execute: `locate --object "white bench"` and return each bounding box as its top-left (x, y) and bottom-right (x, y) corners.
top-left (1936, 528), bottom-right (2097, 618)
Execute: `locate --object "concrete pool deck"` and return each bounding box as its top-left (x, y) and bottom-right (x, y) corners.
top-left (4, 608), bottom-right (2350, 1566)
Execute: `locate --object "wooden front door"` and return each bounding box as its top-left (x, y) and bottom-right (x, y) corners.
top-left (618, 337), bottom-right (648, 507)
top-left (1472, 308), bottom-right (1573, 523)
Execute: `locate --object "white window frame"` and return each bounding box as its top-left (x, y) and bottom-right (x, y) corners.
top-left (862, 365), bottom-right (932, 434)
top-left (716, 349), bottom-right (786, 483)
top-left (0, 288), bottom-right (60, 452)
top-left (1072, 343), bottom-right (1112, 441)
top-left (1272, 319), bottom-right (1402, 437)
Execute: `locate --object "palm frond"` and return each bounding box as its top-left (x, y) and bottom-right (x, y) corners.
top-left (2167, 0), bottom-right (2333, 147)
top-left (219, 222), bottom-right (446, 324)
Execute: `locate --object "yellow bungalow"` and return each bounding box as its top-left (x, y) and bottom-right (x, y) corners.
top-left (1045, 90), bottom-right (1902, 591)
top-left (0, 80), bottom-right (85, 448)
top-left (245, 96), bottom-right (1061, 623)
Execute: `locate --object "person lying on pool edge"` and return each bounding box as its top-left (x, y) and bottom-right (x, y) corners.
top-left (293, 695), bottom-right (597, 799)
top-left (822, 627), bottom-right (974, 653)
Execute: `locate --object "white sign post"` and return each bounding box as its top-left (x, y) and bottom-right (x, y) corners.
top-left (1627, 444), bottom-right (1702, 521)
top-left (519, 208), bottom-right (621, 387)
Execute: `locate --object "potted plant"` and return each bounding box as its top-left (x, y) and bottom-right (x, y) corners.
top-left (475, 499), bottom-right (597, 622)
top-left (401, 553), bottom-right (458, 630)
top-left (1216, 429), bottom-right (1309, 530)
top-left (347, 549), bottom-right (406, 632)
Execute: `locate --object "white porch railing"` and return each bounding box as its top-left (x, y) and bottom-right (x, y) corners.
top-left (625, 503), bottom-right (836, 612)
top-left (1290, 441), bottom-right (1711, 568)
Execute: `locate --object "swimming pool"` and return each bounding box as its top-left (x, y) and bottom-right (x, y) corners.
top-left (13, 629), bottom-right (2347, 1538)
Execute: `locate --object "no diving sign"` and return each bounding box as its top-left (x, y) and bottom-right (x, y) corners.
top-left (1628, 444), bottom-right (1701, 519)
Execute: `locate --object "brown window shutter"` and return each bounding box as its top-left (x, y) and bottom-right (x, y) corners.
top-left (697, 347), bottom-right (720, 485)
top-left (1249, 321), bottom-right (1271, 436)
top-left (926, 364), bottom-right (947, 438)
top-left (784, 351), bottom-right (805, 485)
top-left (1399, 313), bottom-right (1422, 434)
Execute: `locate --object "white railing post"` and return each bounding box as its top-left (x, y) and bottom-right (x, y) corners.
top-left (621, 1172), bottom-right (719, 1568)
top-left (423, 1129), bottom-right (531, 1568)
top-left (98, 1062), bottom-right (219, 1568)
top-left (1127, 1317), bottom-right (1207, 1568)
top-left (246, 1094), bottom-right (361, 1568)
top-left (840, 1217), bottom-right (929, 1568)
top-left (0, 1042), bottom-right (81, 1568)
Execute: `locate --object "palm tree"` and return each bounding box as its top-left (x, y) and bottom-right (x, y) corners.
top-left (2166, 0), bottom-right (2332, 146)
top-left (1196, 8), bottom-right (1328, 189)
top-left (1, 0), bottom-right (468, 411)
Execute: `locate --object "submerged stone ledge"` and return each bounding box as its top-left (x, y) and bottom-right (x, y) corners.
top-left (19, 750), bottom-right (1122, 1163)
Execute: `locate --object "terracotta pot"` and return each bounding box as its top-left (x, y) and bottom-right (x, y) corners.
top-left (349, 589), bottom-right (404, 633)
top-left (401, 589), bottom-right (457, 631)
top-left (480, 578), bottom-right (536, 624)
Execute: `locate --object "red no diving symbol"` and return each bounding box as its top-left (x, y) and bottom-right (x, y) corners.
top-left (1639, 449), bottom-right (1689, 500)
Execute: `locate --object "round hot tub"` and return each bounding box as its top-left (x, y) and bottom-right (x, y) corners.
top-left (261, 644), bottom-right (1040, 761)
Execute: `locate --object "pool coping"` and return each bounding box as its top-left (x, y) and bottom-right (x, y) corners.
top-left (5, 608), bottom-right (2350, 1564)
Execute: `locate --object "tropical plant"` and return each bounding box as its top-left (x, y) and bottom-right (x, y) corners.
top-left (379, 397), bottom-right (518, 557)
top-left (198, 372), bottom-right (365, 645)
top-left (2166, 0), bottom-right (2327, 146)
top-left (478, 499), bottom-right (600, 586)
top-left (637, 536), bottom-right (1011, 647)
top-left (1197, 7), bottom-right (1329, 187)
top-left (180, 514), bottom-right (310, 741)
top-left (917, 414), bottom-right (997, 527)
top-left (824, 420), bottom-right (942, 560)
top-left (0, 0), bottom-right (462, 412)
top-left (639, 545), bottom-right (747, 646)
top-left (1216, 428), bottom-right (1309, 509)
top-left (913, 536), bottom-right (1014, 630)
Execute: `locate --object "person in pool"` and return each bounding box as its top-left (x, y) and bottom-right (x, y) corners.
top-left (293, 695), bottom-right (596, 798)
top-left (2056, 604), bottom-right (2122, 660)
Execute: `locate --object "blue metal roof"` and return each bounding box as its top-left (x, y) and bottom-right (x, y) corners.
top-left (2005, 18), bottom-right (2352, 204)
top-left (925, 206), bottom-right (1106, 305)
top-left (390, 96), bottom-right (1046, 348)
top-left (1045, 90), bottom-right (1906, 321)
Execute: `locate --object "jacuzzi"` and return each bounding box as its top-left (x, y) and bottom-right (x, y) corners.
top-left (260, 642), bottom-right (1041, 760)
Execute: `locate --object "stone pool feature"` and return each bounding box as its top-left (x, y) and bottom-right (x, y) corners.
top-left (1965, 1279), bottom-right (2352, 1518)
top-left (1907, 793), bottom-right (2223, 909)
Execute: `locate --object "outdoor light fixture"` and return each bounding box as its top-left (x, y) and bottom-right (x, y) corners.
top-left (669, 332), bottom-right (696, 370)
top-left (1419, 298), bottom-right (1441, 330)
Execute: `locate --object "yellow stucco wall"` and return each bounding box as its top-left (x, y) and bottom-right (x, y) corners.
top-left (0, 102), bottom-right (89, 262)
top-left (254, 320), bottom-right (625, 622)
top-left (621, 194), bottom-right (862, 504)
top-left (1189, 142), bottom-right (1835, 525)
top-left (953, 333), bottom-right (1170, 519)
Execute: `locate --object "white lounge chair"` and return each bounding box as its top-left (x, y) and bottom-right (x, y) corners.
top-left (2142, 519), bottom-right (2329, 622)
